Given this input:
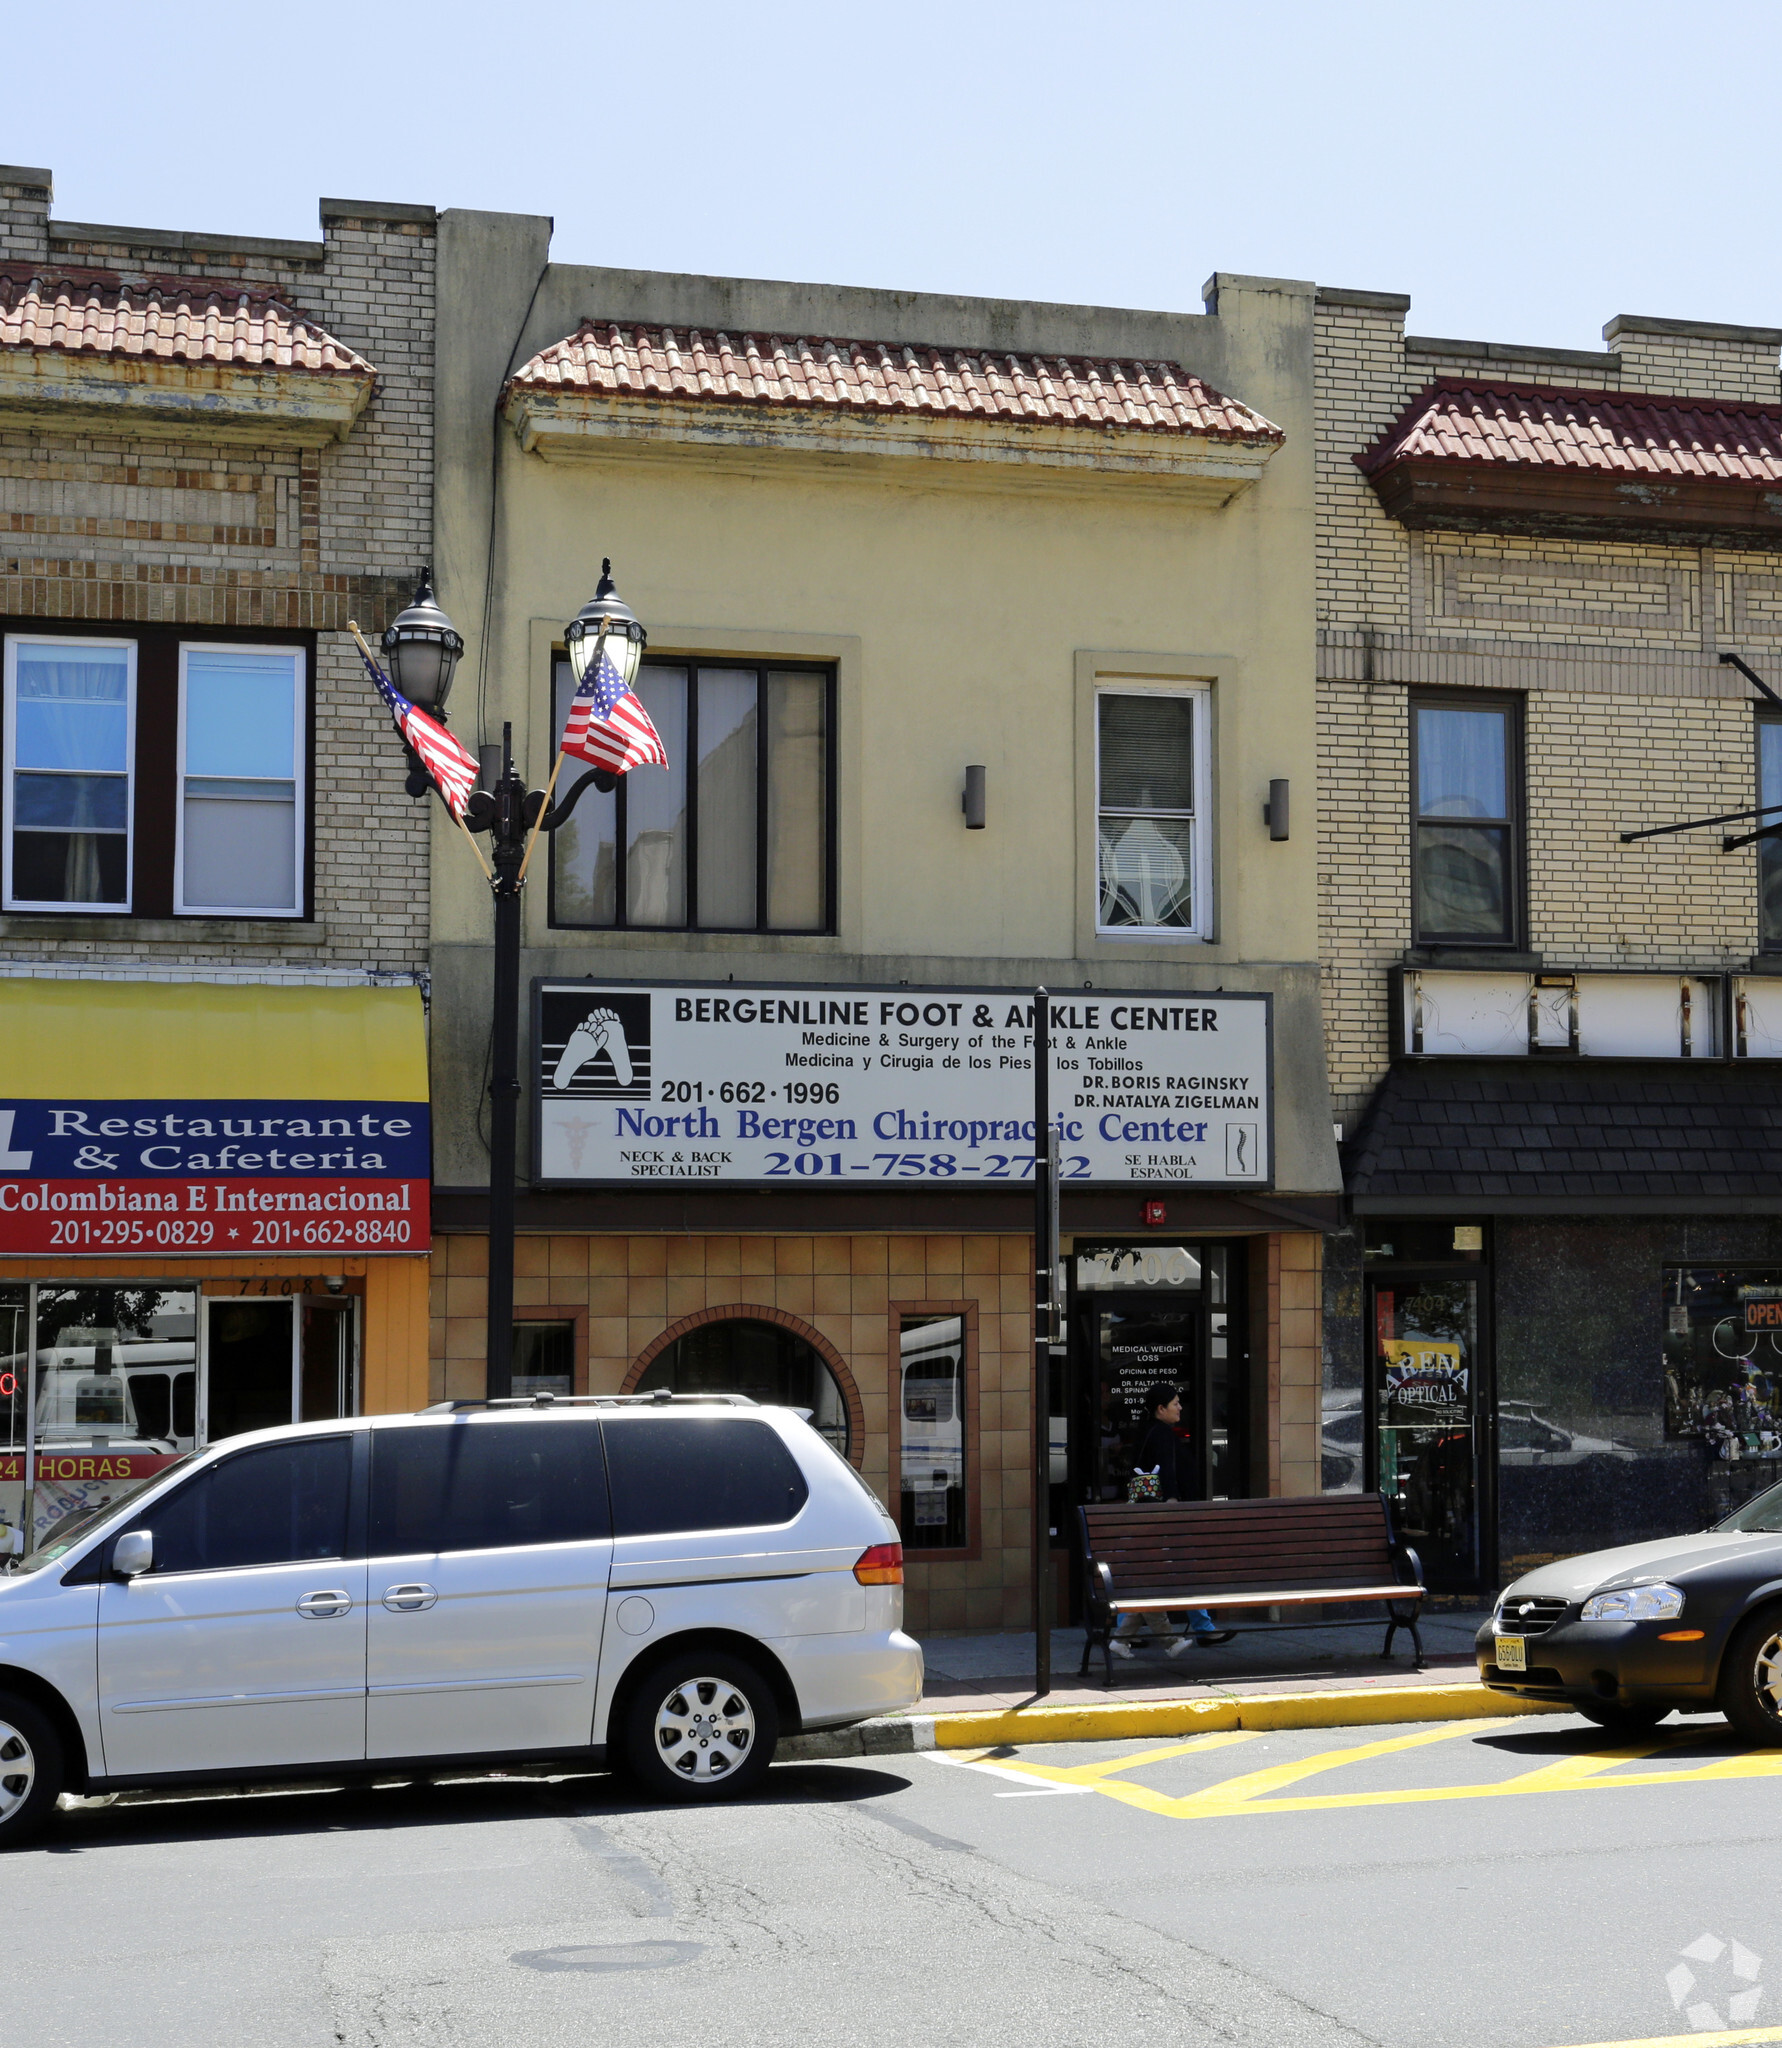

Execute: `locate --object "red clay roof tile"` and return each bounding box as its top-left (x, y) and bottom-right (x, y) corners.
top-left (508, 321), bottom-right (1282, 442)
top-left (0, 266), bottom-right (374, 378)
top-left (1358, 380), bottom-right (1782, 483)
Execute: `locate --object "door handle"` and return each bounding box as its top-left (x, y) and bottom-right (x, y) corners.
top-left (297, 1589), bottom-right (353, 1618)
top-left (382, 1582), bottom-right (438, 1612)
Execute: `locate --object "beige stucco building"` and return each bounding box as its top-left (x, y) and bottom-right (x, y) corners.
top-left (425, 221), bottom-right (1340, 1628)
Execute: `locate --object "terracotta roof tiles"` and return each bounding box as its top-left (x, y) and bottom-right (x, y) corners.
top-left (508, 321), bottom-right (1282, 443)
top-left (0, 266), bottom-right (373, 378)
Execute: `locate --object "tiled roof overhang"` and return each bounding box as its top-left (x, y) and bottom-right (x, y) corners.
top-left (1357, 380), bottom-right (1782, 548)
top-left (0, 268), bottom-right (376, 445)
top-left (1347, 1059), bottom-right (1782, 1215)
top-left (502, 322), bottom-right (1284, 499)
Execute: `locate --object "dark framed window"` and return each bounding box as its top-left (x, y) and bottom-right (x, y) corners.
top-left (1410, 693), bottom-right (1521, 946)
top-left (1, 620), bottom-right (314, 920)
top-left (1758, 718), bottom-right (1782, 951)
top-left (549, 656), bottom-right (834, 933)
top-left (635, 1317), bottom-right (849, 1456)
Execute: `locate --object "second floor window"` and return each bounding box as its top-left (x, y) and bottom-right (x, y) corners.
top-left (1411, 696), bottom-right (1519, 947)
top-left (550, 657), bottom-right (833, 933)
top-left (1096, 688), bottom-right (1210, 938)
top-left (1760, 719), bottom-right (1782, 951)
top-left (2, 628), bottom-right (308, 919)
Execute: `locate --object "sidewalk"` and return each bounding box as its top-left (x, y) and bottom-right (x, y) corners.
top-left (778, 1607), bottom-right (1554, 1759)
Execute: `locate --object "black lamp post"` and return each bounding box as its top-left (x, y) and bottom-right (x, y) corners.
top-left (384, 561), bottom-right (648, 1401)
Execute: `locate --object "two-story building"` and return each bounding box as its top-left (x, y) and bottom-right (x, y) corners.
top-left (425, 219), bottom-right (1342, 1629)
top-left (0, 165), bottom-right (437, 1545)
top-left (1316, 288), bottom-right (1782, 1589)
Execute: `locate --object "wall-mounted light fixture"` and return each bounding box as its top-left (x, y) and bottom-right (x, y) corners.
top-left (962, 764), bottom-right (987, 830)
top-left (1264, 777), bottom-right (1290, 841)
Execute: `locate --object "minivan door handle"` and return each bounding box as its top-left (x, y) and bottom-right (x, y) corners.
top-left (297, 1589), bottom-right (353, 1619)
top-left (382, 1582), bottom-right (438, 1612)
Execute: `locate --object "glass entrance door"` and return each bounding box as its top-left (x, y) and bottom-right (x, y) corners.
top-left (1368, 1274), bottom-right (1482, 1589)
top-left (1092, 1299), bottom-right (1203, 1502)
top-left (204, 1296), bottom-right (356, 1445)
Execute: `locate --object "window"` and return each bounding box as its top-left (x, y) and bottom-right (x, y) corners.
top-left (1, 624), bottom-right (310, 918)
top-left (1411, 696), bottom-right (1520, 946)
top-left (899, 1313), bottom-right (966, 1548)
top-left (370, 1418), bottom-right (611, 1555)
top-left (603, 1416), bottom-right (809, 1537)
top-left (1096, 688), bottom-right (1210, 938)
top-left (550, 658), bottom-right (833, 932)
top-left (4, 637), bottom-right (134, 910)
top-left (133, 1436), bottom-right (351, 1574)
top-left (635, 1317), bottom-right (850, 1454)
top-left (513, 1321), bottom-right (576, 1398)
top-left (1759, 719), bottom-right (1782, 951)
top-left (177, 646), bottom-right (303, 914)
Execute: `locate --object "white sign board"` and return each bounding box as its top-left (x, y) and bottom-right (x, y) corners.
top-left (533, 981), bottom-right (1271, 1190)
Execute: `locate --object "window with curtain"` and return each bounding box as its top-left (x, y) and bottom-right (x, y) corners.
top-left (1096, 688), bottom-right (1209, 937)
top-left (4, 638), bottom-right (134, 910)
top-left (2, 627), bottom-right (311, 919)
top-left (550, 657), bottom-right (833, 932)
top-left (178, 647), bottom-right (303, 915)
top-left (1411, 697), bottom-right (1519, 946)
top-left (1760, 720), bottom-right (1782, 952)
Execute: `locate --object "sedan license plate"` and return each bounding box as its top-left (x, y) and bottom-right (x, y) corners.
top-left (1495, 1633), bottom-right (1527, 1673)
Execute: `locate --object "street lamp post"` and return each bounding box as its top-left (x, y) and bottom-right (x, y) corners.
top-left (378, 562), bottom-right (649, 1402)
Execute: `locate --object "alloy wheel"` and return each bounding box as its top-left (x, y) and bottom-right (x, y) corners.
top-left (653, 1676), bottom-right (756, 1782)
top-left (0, 1718), bottom-right (37, 1826)
top-left (1752, 1630), bottom-right (1782, 1723)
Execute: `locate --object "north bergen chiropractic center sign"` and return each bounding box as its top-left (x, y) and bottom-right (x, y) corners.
top-left (535, 981), bottom-right (1271, 1189)
top-left (0, 1100), bottom-right (430, 1256)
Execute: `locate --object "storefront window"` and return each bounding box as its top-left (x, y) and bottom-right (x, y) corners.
top-left (899, 1313), bottom-right (966, 1548)
top-left (1663, 1267), bottom-right (1782, 1458)
top-left (635, 1318), bottom-right (849, 1455)
top-left (513, 1321), bottom-right (575, 1399)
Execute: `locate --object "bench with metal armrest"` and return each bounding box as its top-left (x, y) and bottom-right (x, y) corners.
top-left (1077, 1493), bottom-right (1426, 1686)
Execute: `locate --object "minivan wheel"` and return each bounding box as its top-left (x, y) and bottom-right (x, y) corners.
top-left (623, 1652), bottom-right (779, 1802)
top-left (1719, 1609), bottom-right (1782, 1746)
top-left (0, 1693), bottom-right (63, 1849)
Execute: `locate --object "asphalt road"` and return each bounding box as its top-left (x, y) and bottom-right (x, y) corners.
top-left (9, 1710), bottom-right (1782, 2048)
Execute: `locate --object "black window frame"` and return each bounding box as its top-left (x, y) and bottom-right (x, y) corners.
top-left (1409, 689), bottom-right (1524, 950)
top-left (0, 615), bottom-right (317, 923)
top-left (1756, 712), bottom-right (1782, 954)
top-left (547, 653), bottom-right (837, 935)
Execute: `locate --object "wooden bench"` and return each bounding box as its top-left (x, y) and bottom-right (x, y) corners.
top-left (1077, 1494), bottom-right (1426, 1686)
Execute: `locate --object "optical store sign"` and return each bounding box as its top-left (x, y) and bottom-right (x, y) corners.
top-left (0, 1101), bottom-right (430, 1256)
top-left (534, 981), bottom-right (1270, 1188)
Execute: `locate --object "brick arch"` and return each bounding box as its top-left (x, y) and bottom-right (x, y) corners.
top-left (622, 1304), bottom-right (866, 1467)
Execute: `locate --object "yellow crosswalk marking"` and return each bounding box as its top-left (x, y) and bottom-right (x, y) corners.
top-left (1547, 2028), bottom-right (1782, 2047)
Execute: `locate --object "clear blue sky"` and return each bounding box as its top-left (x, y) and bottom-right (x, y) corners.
top-left (7, 0), bottom-right (1777, 351)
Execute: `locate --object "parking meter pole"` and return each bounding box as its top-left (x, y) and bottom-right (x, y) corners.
top-left (1033, 987), bottom-right (1053, 1699)
top-left (21, 1324), bottom-right (34, 1557)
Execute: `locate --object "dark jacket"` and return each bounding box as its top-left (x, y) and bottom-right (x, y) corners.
top-left (1133, 1418), bottom-right (1192, 1502)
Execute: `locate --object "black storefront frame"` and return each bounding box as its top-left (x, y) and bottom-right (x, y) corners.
top-left (1058, 1237), bottom-right (1254, 1620)
top-left (1360, 1230), bottom-right (1499, 1596)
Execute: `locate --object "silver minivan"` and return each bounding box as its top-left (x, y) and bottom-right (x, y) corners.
top-left (0, 1393), bottom-right (922, 1845)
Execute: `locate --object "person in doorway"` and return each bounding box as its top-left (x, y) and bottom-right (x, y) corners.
top-left (1113, 1383), bottom-right (1231, 1659)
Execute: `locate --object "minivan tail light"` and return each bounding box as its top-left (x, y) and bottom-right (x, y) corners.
top-left (855, 1542), bottom-right (903, 1585)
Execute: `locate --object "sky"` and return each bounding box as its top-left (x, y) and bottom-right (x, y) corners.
top-left (6, 0), bottom-right (1778, 352)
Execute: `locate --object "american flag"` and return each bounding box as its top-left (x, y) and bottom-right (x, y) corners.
top-left (359, 647), bottom-right (480, 820)
top-left (561, 646), bottom-right (668, 777)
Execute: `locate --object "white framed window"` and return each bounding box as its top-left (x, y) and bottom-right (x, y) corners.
top-left (175, 644), bottom-right (305, 916)
top-left (1095, 686), bottom-right (1211, 938)
top-left (3, 634), bottom-right (136, 912)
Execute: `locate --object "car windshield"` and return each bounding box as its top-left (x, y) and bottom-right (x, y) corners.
top-left (3, 1454), bottom-right (194, 1575)
top-left (1716, 1480), bottom-right (1782, 1533)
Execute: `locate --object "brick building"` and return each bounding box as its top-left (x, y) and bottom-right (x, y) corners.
top-left (1315, 286), bottom-right (1782, 1586)
top-left (0, 165), bottom-right (437, 1543)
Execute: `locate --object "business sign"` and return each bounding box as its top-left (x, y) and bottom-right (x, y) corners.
top-left (0, 1100), bottom-right (429, 1256)
top-left (533, 980), bottom-right (1270, 1189)
top-left (1744, 1287), bottom-right (1782, 1332)
top-left (1381, 1340), bottom-right (1470, 1424)
top-left (0, 1449), bottom-right (182, 1554)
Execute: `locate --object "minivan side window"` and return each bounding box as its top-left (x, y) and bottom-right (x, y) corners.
top-left (370, 1419), bottom-right (611, 1555)
top-left (604, 1417), bottom-right (809, 1537)
top-left (135, 1437), bottom-right (351, 1573)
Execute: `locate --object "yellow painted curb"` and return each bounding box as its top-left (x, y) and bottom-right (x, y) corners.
top-left (929, 1682), bottom-right (1563, 1749)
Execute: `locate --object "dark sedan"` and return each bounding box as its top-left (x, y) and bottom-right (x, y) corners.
top-left (1478, 1479), bottom-right (1782, 1739)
